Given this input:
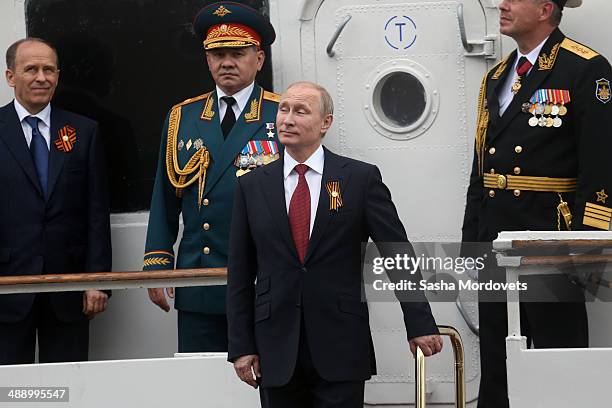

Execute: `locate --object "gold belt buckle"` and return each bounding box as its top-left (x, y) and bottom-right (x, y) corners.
top-left (497, 175), bottom-right (507, 189)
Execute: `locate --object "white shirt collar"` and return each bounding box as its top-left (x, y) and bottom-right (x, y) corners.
top-left (284, 144), bottom-right (325, 180)
top-left (13, 99), bottom-right (51, 128)
top-left (216, 82), bottom-right (255, 114)
top-left (516, 36), bottom-right (549, 69)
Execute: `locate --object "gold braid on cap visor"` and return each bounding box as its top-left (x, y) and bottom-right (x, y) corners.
top-left (203, 24), bottom-right (261, 49)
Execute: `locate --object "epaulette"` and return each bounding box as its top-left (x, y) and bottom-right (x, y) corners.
top-left (172, 92), bottom-right (212, 110)
top-left (561, 38), bottom-right (599, 60)
top-left (263, 90), bottom-right (281, 103)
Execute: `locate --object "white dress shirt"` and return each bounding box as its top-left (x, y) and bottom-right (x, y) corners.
top-left (498, 36), bottom-right (548, 116)
top-left (216, 82), bottom-right (255, 122)
top-left (14, 99), bottom-right (51, 149)
top-left (283, 145), bottom-right (325, 236)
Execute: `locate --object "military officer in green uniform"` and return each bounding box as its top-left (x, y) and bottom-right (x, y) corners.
top-left (462, 1), bottom-right (612, 407)
top-left (143, 2), bottom-right (281, 352)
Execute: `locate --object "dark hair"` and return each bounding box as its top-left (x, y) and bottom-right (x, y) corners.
top-left (6, 37), bottom-right (59, 70)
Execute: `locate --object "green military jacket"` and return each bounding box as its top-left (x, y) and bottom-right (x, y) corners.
top-left (144, 84), bottom-right (281, 313)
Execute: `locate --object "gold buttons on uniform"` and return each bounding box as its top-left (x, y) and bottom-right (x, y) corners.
top-left (514, 167), bottom-right (521, 175)
top-left (515, 146), bottom-right (523, 154)
top-left (489, 190), bottom-right (496, 198)
top-left (202, 223), bottom-right (210, 231)
top-left (489, 147), bottom-right (496, 155)
top-left (202, 199), bottom-right (210, 206)
top-left (514, 190), bottom-right (521, 197)
top-left (202, 247), bottom-right (210, 255)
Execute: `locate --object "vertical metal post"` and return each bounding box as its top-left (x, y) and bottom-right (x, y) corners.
top-left (415, 325), bottom-right (466, 408)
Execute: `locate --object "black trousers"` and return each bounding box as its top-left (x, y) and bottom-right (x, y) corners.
top-left (0, 294), bottom-right (89, 365)
top-left (477, 300), bottom-right (588, 408)
top-left (259, 321), bottom-right (364, 408)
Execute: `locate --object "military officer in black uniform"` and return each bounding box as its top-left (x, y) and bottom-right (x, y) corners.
top-left (462, 0), bottom-right (612, 407)
top-left (143, 2), bottom-right (281, 352)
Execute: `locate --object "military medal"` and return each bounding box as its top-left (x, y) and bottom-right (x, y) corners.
top-left (528, 89), bottom-right (570, 128)
top-left (512, 57), bottom-right (532, 95)
top-left (521, 102), bottom-right (532, 114)
top-left (193, 138), bottom-right (204, 151)
top-left (266, 122), bottom-right (276, 138)
top-left (54, 125), bottom-right (77, 152)
top-left (545, 117), bottom-right (554, 127)
top-left (186, 139), bottom-right (193, 151)
top-left (177, 140), bottom-right (185, 151)
top-left (538, 116), bottom-right (547, 127)
top-left (551, 104), bottom-right (560, 116)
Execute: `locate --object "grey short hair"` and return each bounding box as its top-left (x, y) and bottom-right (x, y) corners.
top-left (6, 37), bottom-right (58, 70)
top-left (534, 0), bottom-right (563, 26)
top-left (286, 81), bottom-right (334, 117)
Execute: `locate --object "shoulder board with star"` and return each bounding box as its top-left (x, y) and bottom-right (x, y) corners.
top-left (263, 90), bottom-right (281, 103)
top-left (560, 38), bottom-right (599, 60)
top-left (172, 92), bottom-right (212, 110)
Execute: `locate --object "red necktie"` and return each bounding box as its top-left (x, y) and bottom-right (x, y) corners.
top-left (288, 164), bottom-right (310, 264)
top-left (516, 56), bottom-right (532, 76)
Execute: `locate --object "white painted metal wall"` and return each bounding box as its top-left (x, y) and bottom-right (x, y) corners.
top-left (1, 0), bottom-right (612, 406)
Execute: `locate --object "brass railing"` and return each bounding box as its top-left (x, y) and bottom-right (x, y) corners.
top-left (416, 325), bottom-right (465, 408)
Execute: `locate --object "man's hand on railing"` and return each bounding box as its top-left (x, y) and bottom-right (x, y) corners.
top-left (147, 288), bottom-right (175, 312)
top-left (409, 334), bottom-right (443, 357)
top-left (82, 290), bottom-right (109, 318)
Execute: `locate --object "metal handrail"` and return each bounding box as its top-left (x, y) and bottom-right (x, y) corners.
top-left (457, 3), bottom-right (473, 53)
top-left (326, 14), bottom-right (351, 57)
top-left (416, 325), bottom-right (465, 408)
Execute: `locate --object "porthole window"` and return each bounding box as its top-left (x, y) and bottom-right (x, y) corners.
top-left (374, 72), bottom-right (426, 128)
top-left (364, 60), bottom-right (439, 140)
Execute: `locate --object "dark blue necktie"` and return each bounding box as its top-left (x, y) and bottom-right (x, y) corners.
top-left (24, 116), bottom-right (49, 197)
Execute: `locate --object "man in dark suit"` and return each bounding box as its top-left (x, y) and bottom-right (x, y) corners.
top-left (462, 0), bottom-right (612, 406)
top-left (0, 38), bottom-right (111, 364)
top-left (227, 81), bottom-right (442, 407)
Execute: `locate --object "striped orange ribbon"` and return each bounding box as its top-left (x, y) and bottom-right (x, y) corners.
top-left (325, 181), bottom-right (343, 211)
top-left (54, 125), bottom-right (77, 152)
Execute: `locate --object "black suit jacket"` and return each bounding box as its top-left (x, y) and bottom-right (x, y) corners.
top-left (462, 28), bottom-right (612, 243)
top-left (0, 102), bottom-right (111, 323)
top-left (227, 147), bottom-right (438, 387)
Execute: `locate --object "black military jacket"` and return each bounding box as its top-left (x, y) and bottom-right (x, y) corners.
top-left (463, 28), bottom-right (612, 243)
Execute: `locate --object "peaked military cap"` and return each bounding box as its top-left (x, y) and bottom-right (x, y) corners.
top-left (193, 2), bottom-right (276, 50)
top-left (552, 0), bottom-right (582, 8)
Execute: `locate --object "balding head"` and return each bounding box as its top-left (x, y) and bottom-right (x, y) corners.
top-left (286, 81), bottom-right (334, 118)
top-left (6, 38), bottom-right (58, 71)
